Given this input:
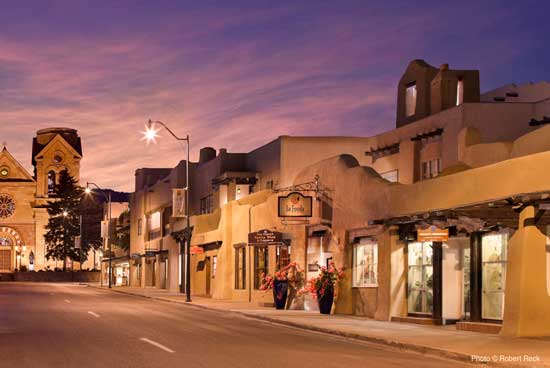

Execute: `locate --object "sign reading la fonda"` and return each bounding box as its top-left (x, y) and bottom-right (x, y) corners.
top-left (278, 192), bottom-right (313, 218)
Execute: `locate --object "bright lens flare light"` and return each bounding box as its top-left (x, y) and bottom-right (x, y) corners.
top-left (141, 122), bottom-right (161, 144)
top-left (85, 187), bottom-right (92, 194)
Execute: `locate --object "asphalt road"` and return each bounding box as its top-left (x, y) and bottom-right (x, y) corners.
top-left (0, 283), bottom-right (467, 368)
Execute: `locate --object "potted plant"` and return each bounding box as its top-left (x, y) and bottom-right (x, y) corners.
top-left (302, 261), bottom-right (345, 314)
top-left (260, 262), bottom-right (304, 310)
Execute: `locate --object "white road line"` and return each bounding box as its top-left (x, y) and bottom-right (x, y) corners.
top-left (64, 299), bottom-right (71, 303)
top-left (139, 338), bottom-right (175, 353)
top-left (87, 311), bottom-right (100, 318)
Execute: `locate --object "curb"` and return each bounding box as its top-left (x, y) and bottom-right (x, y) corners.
top-left (86, 284), bottom-right (534, 368)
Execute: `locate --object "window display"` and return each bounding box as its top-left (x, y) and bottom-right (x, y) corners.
top-left (352, 239), bottom-right (378, 287)
top-left (408, 242), bottom-right (433, 314)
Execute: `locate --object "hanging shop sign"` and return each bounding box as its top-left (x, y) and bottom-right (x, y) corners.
top-left (248, 229), bottom-right (283, 246)
top-left (190, 246), bottom-right (204, 255)
top-left (278, 192), bottom-right (313, 218)
top-left (172, 188), bottom-right (187, 218)
top-left (417, 225), bottom-right (449, 242)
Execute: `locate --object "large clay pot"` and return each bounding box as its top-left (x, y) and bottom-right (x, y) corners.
top-left (273, 279), bottom-right (289, 310)
top-left (317, 286), bottom-right (334, 315)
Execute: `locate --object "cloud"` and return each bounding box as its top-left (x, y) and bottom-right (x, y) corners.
top-left (0, 1), bottom-right (546, 191)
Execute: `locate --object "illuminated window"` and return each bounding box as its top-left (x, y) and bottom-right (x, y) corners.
top-left (405, 83), bottom-right (417, 117)
top-left (353, 239), bottom-right (378, 287)
top-left (456, 78), bottom-right (464, 106)
top-left (148, 212), bottom-right (161, 240)
top-left (380, 169), bottom-right (399, 183)
top-left (0, 167), bottom-right (8, 177)
top-left (421, 158), bottom-right (442, 180)
top-left (235, 246), bottom-right (246, 290)
top-left (47, 171), bottom-right (56, 194)
top-left (276, 245), bottom-right (291, 270)
top-left (254, 247), bottom-right (268, 289)
top-left (212, 256), bottom-right (217, 278)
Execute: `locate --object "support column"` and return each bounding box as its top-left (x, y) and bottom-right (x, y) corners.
top-left (432, 241), bottom-right (443, 323)
top-left (469, 232), bottom-right (483, 322)
top-left (501, 205), bottom-right (550, 337)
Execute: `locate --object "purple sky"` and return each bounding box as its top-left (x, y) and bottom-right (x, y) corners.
top-left (0, 0), bottom-right (548, 191)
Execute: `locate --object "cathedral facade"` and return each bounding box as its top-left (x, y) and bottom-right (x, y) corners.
top-left (0, 128), bottom-right (82, 272)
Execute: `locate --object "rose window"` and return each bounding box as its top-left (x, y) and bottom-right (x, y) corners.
top-left (0, 195), bottom-right (15, 218)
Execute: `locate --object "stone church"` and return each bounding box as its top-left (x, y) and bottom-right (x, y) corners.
top-left (0, 128), bottom-right (82, 272)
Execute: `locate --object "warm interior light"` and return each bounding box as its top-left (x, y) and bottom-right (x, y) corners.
top-left (141, 121), bottom-right (160, 144)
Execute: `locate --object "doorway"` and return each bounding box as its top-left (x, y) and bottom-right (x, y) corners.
top-left (407, 241), bottom-right (442, 320)
top-left (205, 256), bottom-right (211, 295)
top-left (0, 249), bottom-right (11, 272)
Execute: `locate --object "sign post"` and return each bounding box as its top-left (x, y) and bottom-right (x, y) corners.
top-left (417, 226), bottom-right (449, 242)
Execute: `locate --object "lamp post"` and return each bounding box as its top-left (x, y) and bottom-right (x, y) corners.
top-left (85, 183), bottom-right (112, 288)
top-left (142, 119), bottom-right (191, 302)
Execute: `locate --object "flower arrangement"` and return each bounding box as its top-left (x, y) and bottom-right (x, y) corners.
top-left (301, 261), bottom-right (345, 299)
top-left (260, 261), bottom-right (304, 291)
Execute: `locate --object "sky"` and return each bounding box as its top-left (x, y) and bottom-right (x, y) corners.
top-left (0, 0), bottom-right (548, 191)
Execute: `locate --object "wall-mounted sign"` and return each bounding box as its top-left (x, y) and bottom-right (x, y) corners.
top-left (417, 225), bottom-right (449, 242)
top-left (172, 189), bottom-right (186, 218)
top-left (248, 229), bottom-right (283, 246)
top-left (278, 192), bottom-right (313, 218)
top-left (190, 245), bottom-right (204, 255)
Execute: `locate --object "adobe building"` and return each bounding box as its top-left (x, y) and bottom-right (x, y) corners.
top-left (0, 128), bottom-right (93, 271)
top-left (128, 60), bottom-right (550, 337)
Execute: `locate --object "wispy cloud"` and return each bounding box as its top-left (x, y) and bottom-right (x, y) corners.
top-left (0, 0), bottom-right (547, 191)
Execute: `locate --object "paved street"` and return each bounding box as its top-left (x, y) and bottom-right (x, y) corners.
top-left (0, 283), bottom-right (469, 368)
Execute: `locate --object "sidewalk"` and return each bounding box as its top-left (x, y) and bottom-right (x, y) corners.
top-left (92, 285), bottom-right (550, 367)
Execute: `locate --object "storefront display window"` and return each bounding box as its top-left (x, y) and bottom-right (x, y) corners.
top-left (276, 245), bottom-right (291, 270)
top-left (254, 247), bottom-right (268, 289)
top-left (408, 242), bottom-right (433, 314)
top-left (235, 247), bottom-right (246, 290)
top-left (482, 233), bottom-right (507, 320)
top-left (352, 239), bottom-right (378, 287)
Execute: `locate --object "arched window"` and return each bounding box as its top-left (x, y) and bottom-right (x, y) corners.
top-left (47, 171), bottom-right (56, 194)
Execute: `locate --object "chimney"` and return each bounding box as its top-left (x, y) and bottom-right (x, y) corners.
top-left (199, 147), bottom-right (216, 164)
top-left (439, 63), bottom-right (449, 71)
top-left (219, 148), bottom-right (227, 155)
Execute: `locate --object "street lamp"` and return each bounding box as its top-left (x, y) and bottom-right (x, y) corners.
top-left (86, 182), bottom-right (112, 288)
top-left (142, 119), bottom-right (191, 302)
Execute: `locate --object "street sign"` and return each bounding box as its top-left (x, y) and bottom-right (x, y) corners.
top-left (278, 192), bottom-right (313, 217)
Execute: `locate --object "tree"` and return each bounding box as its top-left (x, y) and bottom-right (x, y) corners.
top-left (113, 210), bottom-right (130, 252)
top-left (79, 194), bottom-right (103, 268)
top-left (44, 170), bottom-right (83, 271)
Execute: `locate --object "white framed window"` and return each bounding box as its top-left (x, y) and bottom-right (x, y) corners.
top-left (380, 169), bottom-right (399, 183)
top-left (421, 158), bottom-right (442, 179)
top-left (212, 255), bottom-right (217, 278)
top-left (353, 238), bottom-right (378, 287)
top-left (405, 83), bottom-right (417, 117)
top-left (148, 211), bottom-right (161, 240)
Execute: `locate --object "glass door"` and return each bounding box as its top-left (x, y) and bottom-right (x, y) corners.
top-left (482, 233), bottom-right (507, 320)
top-left (463, 246), bottom-right (471, 319)
top-left (408, 242), bottom-right (433, 315)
